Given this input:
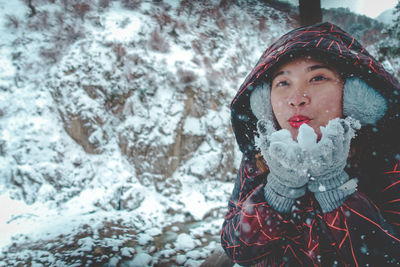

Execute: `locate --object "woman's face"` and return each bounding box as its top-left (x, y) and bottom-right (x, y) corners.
top-left (270, 57), bottom-right (344, 139)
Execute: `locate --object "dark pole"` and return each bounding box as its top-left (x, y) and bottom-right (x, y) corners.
top-left (299, 0), bottom-right (322, 26)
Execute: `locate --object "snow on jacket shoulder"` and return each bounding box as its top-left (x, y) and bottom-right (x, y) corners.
top-left (221, 22), bottom-right (400, 266)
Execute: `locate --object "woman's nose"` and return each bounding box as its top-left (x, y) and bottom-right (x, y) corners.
top-left (288, 88), bottom-right (310, 107)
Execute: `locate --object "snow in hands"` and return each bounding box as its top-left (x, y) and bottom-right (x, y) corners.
top-left (256, 117), bottom-right (361, 193)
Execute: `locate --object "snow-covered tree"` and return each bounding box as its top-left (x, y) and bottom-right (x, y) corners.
top-left (378, 1), bottom-right (400, 58)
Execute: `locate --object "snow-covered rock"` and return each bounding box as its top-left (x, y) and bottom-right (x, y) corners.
top-left (175, 233), bottom-right (199, 251)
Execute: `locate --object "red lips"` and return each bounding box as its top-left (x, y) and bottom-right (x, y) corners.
top-left (289, 115), bottom-right (311, 128)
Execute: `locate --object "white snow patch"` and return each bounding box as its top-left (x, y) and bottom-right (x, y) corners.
top-left (137, 233), bottom-right (153, 246)
top-left (102, 8), bottom-right (142, 42)
top-left (180, 190), bottom-right (208, 220)
top-left (297, 123), bottom-right (317, 150)
top-left (0, 48), bottom-right (15, 86)
top-left (318, 184), bottom-right (327, 192)
top-left (129, 253), bottom-right (152, 267)
top-left (183, 117), bottom-right (205, 136)
top-left (176, 254), bottom-right (187, 265)
top-left (174, 233), bottom-right (198, 251)
top-left (156, 44), bottom-right (194, 68)
top-left (120, 247), bottom-right (135, 258)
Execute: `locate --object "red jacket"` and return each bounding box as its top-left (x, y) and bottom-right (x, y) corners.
top-left (221, 22), bottom-right (400, 266)
top-left (221, 156), bottom-right (400, 266)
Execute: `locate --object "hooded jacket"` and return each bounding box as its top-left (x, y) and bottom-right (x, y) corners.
top-left (221, 22), bottom-right (400, 266)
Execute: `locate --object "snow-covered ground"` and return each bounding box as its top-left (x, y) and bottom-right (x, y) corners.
top-left (0, 0), bottom-right (395, 266)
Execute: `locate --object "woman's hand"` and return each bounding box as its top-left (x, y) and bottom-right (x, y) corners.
top-left (256, 117), bottom-right (361, 213)
top-left (257, 120), bottom-right (310, 190)
top-left (306, 117), bottom-right (361, 212)
top-left (256, 120), bottom-right (310, 213)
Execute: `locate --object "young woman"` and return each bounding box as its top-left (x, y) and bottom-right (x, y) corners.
top-left (221, 22), bottom-right (400, 266)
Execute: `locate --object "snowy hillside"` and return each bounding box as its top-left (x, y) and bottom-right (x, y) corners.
top-left (0, 0), bottom-right (294, 266)
top-left (0, 0), bottom-right (395, 266)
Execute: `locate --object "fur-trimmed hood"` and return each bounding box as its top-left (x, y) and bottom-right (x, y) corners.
top-left (231, 22), bottom-right (400, 175)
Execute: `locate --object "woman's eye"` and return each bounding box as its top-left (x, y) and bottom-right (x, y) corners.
top-left (311, 75), bottom-right (327, 82)
top-left (276, 81), bottom-right (289, 87)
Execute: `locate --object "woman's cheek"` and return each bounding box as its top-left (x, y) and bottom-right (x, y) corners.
top-left (271, 98), bottom-right (287, 116)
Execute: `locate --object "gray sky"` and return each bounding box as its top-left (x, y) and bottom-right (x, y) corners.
top-left (281, 0), bottom-right (398, 18)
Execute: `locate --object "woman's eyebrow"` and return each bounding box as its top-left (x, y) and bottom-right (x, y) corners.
top-left (307, 65), bottom-right (332, 71)
top-left (271, 70), bottom-right (289, 81)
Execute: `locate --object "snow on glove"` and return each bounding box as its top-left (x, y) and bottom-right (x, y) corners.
top-left (306, 117), bottom-right (361, 213)
top-left (256, 120), bottom-right (310, 214)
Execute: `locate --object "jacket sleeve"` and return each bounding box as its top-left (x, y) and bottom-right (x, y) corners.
top-left (377, 162), bottom-right (400, 233)
top-left (321, 161), bottom-right (400, 266)
top-left (220, 155), bottom-right (313, 266)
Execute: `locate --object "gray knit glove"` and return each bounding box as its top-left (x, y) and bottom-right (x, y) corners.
top-left (306, 117), bottom-right (361, 213)
top-left (256, 120), bottom-right (309, 214)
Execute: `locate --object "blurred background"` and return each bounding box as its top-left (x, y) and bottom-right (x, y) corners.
top-left (0, 0), bottom-right (399, 266)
